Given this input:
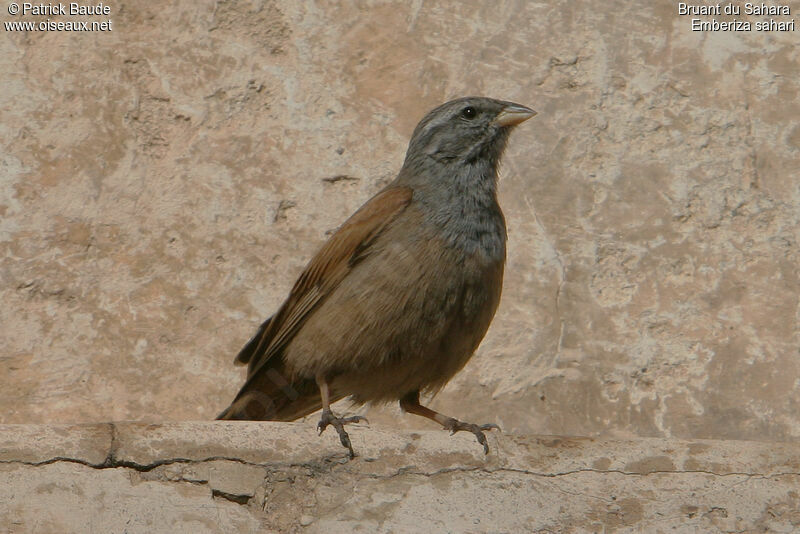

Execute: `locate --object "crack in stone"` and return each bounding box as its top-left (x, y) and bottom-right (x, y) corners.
top-left (360, 465), bottom-right (800, 481)
top-left (0, 454), bottom-right (272, 472)
top-left (492, 466), bottom-right (800, 480)
top-left (743, 96), bottom-right (760, 190)
top-left (4, 435), bottom-right (799, 484)
top-left (0, 448), bottom-right (353, 475)
top-left (211, 488), bottom-right (252, 505)
top-left (106, 422), bottom-right (118, 466)
top-left (525, 194), bottom-right (567, 361)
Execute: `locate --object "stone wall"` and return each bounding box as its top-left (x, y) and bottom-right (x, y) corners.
top-left (2, 1), bottom-right (798, 441)
top-left (2, 423), bottom-right (799, 532)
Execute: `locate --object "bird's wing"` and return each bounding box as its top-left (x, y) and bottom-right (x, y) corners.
top-left (239, 186), bottom-right (413, 381)
top-left (234, 315), bottom-right (272, 365)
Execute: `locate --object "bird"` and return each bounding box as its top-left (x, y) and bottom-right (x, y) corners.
top-left (217, 97), bottom-right (536, 457)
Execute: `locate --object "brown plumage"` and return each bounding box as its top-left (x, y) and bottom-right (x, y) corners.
top-left (217, 97), bottom-right (536, 456)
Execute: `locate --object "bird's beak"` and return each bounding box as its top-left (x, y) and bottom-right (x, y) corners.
top-left (494, 103), bottom-right (537, 127)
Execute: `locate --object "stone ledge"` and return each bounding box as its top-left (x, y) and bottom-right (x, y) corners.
top-left (1, 422), bottom-right (798, 533)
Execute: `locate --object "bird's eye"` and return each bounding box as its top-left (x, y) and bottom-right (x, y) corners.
top-left (461, 106), bottom-right (477, 119)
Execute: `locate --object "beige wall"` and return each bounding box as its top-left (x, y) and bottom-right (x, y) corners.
top-left (1, 1), bottom-right (798, 441)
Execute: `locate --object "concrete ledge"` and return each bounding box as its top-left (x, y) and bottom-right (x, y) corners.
top-left (1, 423), bottom-right (799, 533)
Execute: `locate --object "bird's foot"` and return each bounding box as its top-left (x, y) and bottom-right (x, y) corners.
top-left (443, 418), bottom-right (501, 454)
top-left (317, 409), bottom-right (368, 458)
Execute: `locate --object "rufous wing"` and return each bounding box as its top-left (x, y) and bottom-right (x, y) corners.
top-left (239, 186), bottom-right (413, 382)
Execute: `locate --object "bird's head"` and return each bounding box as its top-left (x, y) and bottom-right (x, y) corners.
top-left (402, 97), bottom-right (536, 171)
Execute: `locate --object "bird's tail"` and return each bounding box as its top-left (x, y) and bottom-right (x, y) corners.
top-left (216, 361), bottom-right (324, 421)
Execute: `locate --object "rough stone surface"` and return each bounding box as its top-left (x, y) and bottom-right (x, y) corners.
top-left (1, 1), bottom-right (799, 446)
top-left (1, 423), bottom-right (800, 533)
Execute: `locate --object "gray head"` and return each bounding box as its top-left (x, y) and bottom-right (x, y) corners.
top-left (399, 97), bottom-right (536, 180)
top-left (394, 97), bottom-right (535, 257)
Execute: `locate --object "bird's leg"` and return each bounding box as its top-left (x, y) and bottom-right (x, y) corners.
top-left (400, 390), bottom-right (500, 454)
top-left (315, 375), bottom-right (367, 458)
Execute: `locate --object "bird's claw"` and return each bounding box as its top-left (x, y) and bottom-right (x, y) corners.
top-left (444, 419), bottom-right (501, 455)
top-left (317, 410), bottom-right (368, 458)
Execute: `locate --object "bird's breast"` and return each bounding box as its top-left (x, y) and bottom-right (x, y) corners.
top-left (427, 204), bottom-right (507, 263)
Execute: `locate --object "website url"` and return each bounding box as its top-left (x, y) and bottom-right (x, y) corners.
top-left (4, 19), bottom-right (112, 31)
